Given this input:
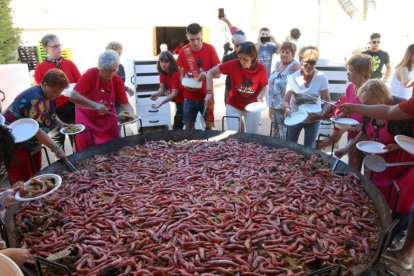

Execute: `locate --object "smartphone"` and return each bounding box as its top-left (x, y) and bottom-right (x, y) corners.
top-left (260, 36), bottom-right (271, 44)
top-left (218, 8), bottom-right (225, 19)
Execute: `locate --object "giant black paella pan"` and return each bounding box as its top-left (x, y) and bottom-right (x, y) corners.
top-left (4, 130), bottom-right (392, 275)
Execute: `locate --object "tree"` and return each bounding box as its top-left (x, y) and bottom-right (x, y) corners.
top-left (0, 0), bottom-right (21, 63)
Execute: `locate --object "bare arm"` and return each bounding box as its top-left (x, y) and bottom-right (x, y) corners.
top-left (383, 62), bottom-right (391, 82)
top-left (69, 91), bottom-right (106, 113)
top-left (221, 17), bottom-right (234, 30)
top-left (257, 85), bottom-right (268, 102)
top-left (399, 66), bottom-right (414, 88)
top-left (153, 88), bottom-right (178, 108)
top-left (119, 102), bottom-right (134, 114)
top-left (205, 65), bottom-right (221, 103)
top-left (151, 84), bottom-right (165, 101)
top-left (339, 103), bottom-right (413, 120)
top-left (283, 90), bottom-right (294, 116)
top-left (35, 129), bottom-right (66, 160)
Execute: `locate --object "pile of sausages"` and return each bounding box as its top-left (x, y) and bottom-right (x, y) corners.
top-left (16, 139), bottom-right (380, 275)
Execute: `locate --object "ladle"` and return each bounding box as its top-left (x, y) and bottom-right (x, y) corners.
top-left (363, 154), bottom-right (414, 172)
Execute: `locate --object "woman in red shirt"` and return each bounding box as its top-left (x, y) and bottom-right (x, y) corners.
top-left (70, 50), bottom-right (134, 151)
top-left (150, 51), bottom-right (184, 130)
top-left (34, 34), bottom-right (81, 148)
top-left (206, 41), bottom-right (268, 134)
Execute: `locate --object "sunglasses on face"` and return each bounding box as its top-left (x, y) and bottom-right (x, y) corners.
top-left (302, 59), bottom-right (316, 66)
top-left (371, 40), bottom-right (380, 44)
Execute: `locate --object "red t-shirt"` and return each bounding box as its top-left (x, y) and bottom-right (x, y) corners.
top-left (399, 96), bottom-right (414, 116)
top-left (177, 43), bottom-right (220, 101)
top-left (219, 59), bottom-right (268, 110)
top-left (34, 58), bottom-right (81, 108)
top-left (159, 71), bottom-right (184, 103)
top-left (74, 68), bottom-right (128, 105)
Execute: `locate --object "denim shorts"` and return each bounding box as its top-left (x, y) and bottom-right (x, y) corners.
top-left (183, 99), bottom-right (205, 124)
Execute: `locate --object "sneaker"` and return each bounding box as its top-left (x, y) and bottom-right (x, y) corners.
top-left (382, 249), bottom-right (413, 270)
top-left (388, 237), bottom-right (405, 250)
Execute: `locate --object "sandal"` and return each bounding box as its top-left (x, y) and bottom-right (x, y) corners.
top-left (383, 249), bottom-right (413, 270)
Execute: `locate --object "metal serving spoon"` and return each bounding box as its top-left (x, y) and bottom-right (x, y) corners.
top-left (363, 154), bottom-right (414, 172)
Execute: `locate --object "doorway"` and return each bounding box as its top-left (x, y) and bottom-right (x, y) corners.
top-left (154, 26), bottom-right (188, 56)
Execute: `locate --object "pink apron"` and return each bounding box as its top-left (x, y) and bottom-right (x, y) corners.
top-left (366, 119), bottom-right (414, 213)
top-left (75, 75), bottom-right (119, 151)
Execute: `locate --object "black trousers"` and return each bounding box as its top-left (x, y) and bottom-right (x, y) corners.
top-left (173, 102), bottom-right (184, 130)
top-left (53, 101), bottom-right (75, 148)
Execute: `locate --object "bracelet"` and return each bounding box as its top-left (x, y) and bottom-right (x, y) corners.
top-left (51, 145), bottom-right (63, 154)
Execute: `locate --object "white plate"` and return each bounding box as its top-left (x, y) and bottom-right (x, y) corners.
top-left (60, 124), bottom-right (85, 135)
top-left (118, 116), bottom-right (140, 126)
top-left (15, 174), bottom-right (62, 201)
top-left (61, 83), bottom-right (76, 97)
top-left (330, 117), bottom-right (359, 130)
top-left (0, 114), bottom-right (5, 125)
top-left (182, 77), bottom-right (202, 89)
top-left (245, 102), bottom-right (267, 112)
top-left (8, 118), bottom-right (39, 143)
top-left (0, 253), bottom-right (23, 276)
top-left (356, 141), bottom-right (387, 154)
top-left (395, 135), bottom-right (414, 155)
top-left (284, 110), bottom-right (308, 126)
top-left (298, 104), bottom-right (322, 113)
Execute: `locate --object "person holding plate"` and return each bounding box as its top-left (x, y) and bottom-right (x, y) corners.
top-left (268, 41), bottom-right (300, 139)
top-left (339, 83), bottom-right (414, 271)
top-left (283, 46), bottom-right (331, 148)
top-left (150, 51), bottom-right (184, 130)
top-left (70, 50), bottom-right (134, 151)
top-left (177, 23), bottom-right (220, 130)
top-left (206, 41), bottom-right (268, 134)
top-left (3, 69), bottom-right (70, 183)
top-left (318, 54), bottom-right (374, 170)
top-left (338, 79), bottom-right (414, 245)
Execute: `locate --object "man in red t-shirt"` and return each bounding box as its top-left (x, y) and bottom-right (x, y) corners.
top-left (177, 23), bottom-right (220, 130)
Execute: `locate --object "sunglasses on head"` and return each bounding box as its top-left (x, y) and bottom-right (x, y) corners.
top-left (302, 59), bottom-right (316, 66)
top-left (239, 41), bottom-right (254, 49)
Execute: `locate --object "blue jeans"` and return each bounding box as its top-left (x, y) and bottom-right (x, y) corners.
top-left (183, 99), bottom-right (205, 124)
top-left (287, 121), bottom-right (321, 148)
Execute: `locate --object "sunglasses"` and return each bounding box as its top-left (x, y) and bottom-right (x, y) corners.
top-left (371, 40), bottom-right (380, 44)
top-left (302, 59), bottom-right (317, 66)
top-left (238, 42), bottom-right (254, 50)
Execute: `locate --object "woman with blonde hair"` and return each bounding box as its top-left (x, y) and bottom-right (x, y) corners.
top-left (390, 44), bottom-right (414, 99)
top-left (319, 54), bottom-right (374, 170)
top-left (283, 45), bottom-right (331, 148)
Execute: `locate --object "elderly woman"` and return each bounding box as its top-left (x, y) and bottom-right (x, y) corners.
top-left (3, 69), bottom-right (69, 183)
top-left (206, 41), bottom-right (268, 134)
top-left (268, 41), bottom-right (300, 139)
top-left (319, 54), bottom-right (374, 170)
top-left (70, 50), bottom-right (134, 151)
top-left (283, 45), bottom-right (331, 148)
top-left (34, 34), bottom-right (81, 148)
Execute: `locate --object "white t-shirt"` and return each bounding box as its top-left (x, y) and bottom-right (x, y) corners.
top-left (390, 68), bottom-right (414, 100)
top-left (286, 69), bottom-right (329, 112)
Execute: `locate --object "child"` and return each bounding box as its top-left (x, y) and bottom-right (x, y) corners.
top-left (151, 51), bottom-right (184, 130)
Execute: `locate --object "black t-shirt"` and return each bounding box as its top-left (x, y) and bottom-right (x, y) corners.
top-left (362, 49), bottom-right (390, 79)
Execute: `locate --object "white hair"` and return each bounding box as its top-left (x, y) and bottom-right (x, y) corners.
top-left (98, 50), bottom-right (120, 70)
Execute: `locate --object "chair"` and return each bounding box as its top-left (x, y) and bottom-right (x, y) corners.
top-left (36, 42), bottom-right (73, 62)
top-left (17, 46), bottom-right (38, 71)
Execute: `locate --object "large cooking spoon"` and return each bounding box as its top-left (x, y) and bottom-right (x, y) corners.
top-left (363, 154), bottom-right (414, 172)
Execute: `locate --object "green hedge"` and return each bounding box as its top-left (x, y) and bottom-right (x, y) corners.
top-left (0, 0), bottom-right (21, 63)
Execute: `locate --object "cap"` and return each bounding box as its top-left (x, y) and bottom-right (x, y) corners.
top-left (232, 30), bottom-right (246, 45)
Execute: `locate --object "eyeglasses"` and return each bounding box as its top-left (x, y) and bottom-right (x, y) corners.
top-left (302, 59), bottom-right (316, 66)
top-left (371, 41), bottom-right (380, 44)
top-left (47, 44), bottom-right (61, 49)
